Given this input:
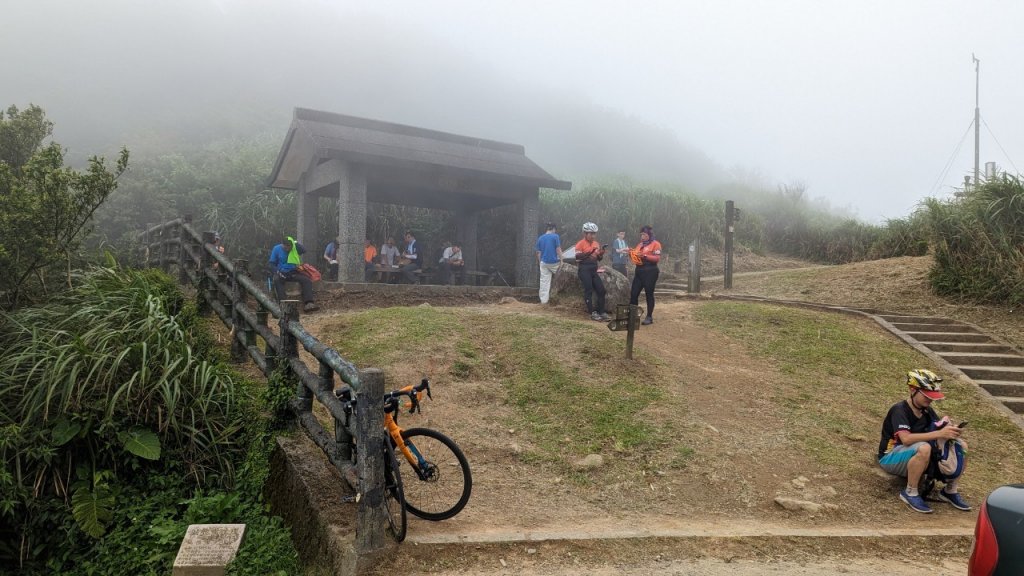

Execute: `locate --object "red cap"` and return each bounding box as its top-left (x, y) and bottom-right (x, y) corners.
top-left (919, 389), bottom-right (945, 401)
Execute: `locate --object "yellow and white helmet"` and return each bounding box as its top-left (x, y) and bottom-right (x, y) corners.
top-left (907, 369), bottom-right (944, 400)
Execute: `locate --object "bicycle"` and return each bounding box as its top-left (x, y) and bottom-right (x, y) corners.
top-left (336, 378), bottom-right (472, 538)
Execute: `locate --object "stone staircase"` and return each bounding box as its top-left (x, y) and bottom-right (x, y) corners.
top-left (654, 271), bottom-right (689, 297)
top-left (879, 315), bottom-right (1024, 414)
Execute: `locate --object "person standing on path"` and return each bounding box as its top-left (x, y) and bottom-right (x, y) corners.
top-left (612, 229), bottom-right (629, 277)
top-left (575, 222), bottom-right (610, 321)
top-left (629, 225), bottom-right (662, 325)
top-left (535, 222), bottom-right (562, 304)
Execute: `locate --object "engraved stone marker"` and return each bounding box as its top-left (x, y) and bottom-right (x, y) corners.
top-left (172, 524), bottom-right (247, 576)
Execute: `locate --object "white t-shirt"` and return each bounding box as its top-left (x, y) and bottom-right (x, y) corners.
top-left (441, 247), bottom-right (463, 263)
top-left (379, 244), bottom-right (400, 266)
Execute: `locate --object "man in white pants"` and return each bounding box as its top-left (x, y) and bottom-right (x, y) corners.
top-left (535, 222), bottom-right (562, 304)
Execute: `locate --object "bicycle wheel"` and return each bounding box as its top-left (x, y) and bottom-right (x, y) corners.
top-left (397, 428), bottom-right (472, 521)
top-left (382, 438), bottom-right (407, 542)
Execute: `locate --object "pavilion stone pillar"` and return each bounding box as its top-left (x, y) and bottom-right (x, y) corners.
top-left (336, 161), bottom-right (368, 283)
top-left (455, 209), bottom-right (479, 271)
top-left (515, 188), bottom-right (540, 287)
top-left (296, 177), bottom-right (318, 254)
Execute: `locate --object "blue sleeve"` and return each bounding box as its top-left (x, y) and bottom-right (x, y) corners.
top-left (535, 237), bottom-right (543, 252)
top-left (296, 242), bottom-right (306, 255)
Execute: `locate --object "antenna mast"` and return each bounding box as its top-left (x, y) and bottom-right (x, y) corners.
top-left (973, 54), bottom-right (980, 189)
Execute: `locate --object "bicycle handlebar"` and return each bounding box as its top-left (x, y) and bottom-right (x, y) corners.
top-left (334, 379), bottom-right (433, 420)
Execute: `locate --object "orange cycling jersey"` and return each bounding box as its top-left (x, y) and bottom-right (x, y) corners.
top-left (632, 240), bottom-right (662, 266)
top-left (574, 238), bottom-right (603, 262)
top-left (364, 245), bottom-right (378, 264)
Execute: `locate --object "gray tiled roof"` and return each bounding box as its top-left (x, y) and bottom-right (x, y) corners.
top-left (268, 108), bottom-right (571, 190)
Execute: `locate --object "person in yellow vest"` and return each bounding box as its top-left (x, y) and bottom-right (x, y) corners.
top-left (268, 235), bottom-right (318, 312)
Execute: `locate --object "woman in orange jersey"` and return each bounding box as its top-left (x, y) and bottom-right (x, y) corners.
top-left (629, 225), bottom-right (662, 325)
top-left (574, 222), bottom-right (610, 321)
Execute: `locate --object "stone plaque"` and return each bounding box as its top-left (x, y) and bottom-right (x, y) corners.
top-left (172, 524), bottom-right (247, 576)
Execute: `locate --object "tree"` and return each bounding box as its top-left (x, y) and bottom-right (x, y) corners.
top-left (0, 105), bottom-right (129, 309)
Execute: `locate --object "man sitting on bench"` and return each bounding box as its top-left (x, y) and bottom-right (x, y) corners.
top-left (439, 242), bottom-right (465, 285)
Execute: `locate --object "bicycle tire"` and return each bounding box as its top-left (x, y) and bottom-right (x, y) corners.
top-left (382, 438), bottom-right (407, 542)
top-left (397, 428), bottom-right (472, 521)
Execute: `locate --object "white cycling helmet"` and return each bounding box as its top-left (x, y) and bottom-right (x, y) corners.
top-left (582, 222), bottom-right (598, 233)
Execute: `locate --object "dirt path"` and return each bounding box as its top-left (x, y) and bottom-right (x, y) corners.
top-left (273, 247), bottom-right (1024, 574)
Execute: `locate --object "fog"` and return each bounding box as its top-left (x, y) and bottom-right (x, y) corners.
top-left (5, 0), bottom-right (1023, 221)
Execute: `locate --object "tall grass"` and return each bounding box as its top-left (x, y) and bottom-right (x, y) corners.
top-left (925, 175), bottom-right (1024, 305)
top-left (0, 265), bottom-right (249, 565)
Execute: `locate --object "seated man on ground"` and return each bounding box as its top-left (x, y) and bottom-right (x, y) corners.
top-left (363, 238), bottom-right (378, 282)
top-left (877, 369), bottom-right (970, 514)
top-left (439, 242), bottom-right (465, 285)
top-left (269, 235), bottom-right (318, 312)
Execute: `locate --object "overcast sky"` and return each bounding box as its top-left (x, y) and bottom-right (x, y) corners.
top-left (6, 0), bottom-right (1024, 222)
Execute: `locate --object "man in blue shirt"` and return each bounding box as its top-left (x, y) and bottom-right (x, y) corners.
top-left (268, 235), bottom-right (318, 312)
top-left (400, 231), bottom-right (421, 284)
top-left (612, 229), bottom-right (629, 277)
top-left (535, 222), bottom-right (562, 304)
top-left (323, 236), bottom-right (340, 281)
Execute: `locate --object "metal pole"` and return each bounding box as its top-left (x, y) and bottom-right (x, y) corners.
top-left (974, 54), bottom-right (980, 189)
top-left (724, 201), bottom-right (734, 290)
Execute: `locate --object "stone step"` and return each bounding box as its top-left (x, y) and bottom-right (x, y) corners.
top-left (903, 331), bottom-right (994, 344)
top-left (922, 342), bottom-right (1015, 354)
top-left (938, 352), bottom-right (1024, 367)
top-left (659, 283), bottom-right (689, 290)
top-left (880, 315), bottom-right (959, 325)
top-left (992, 396), bottom-right (1024, 413)
top-left (890, 322), bottom-right (979, 333)
top-left (958, 365), bottom-right (1024, 382)
top-left (977, 380), bottom-right (1024, 398)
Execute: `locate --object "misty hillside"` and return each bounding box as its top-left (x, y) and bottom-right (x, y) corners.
top-left (8, 0), bottom-right (723, 190)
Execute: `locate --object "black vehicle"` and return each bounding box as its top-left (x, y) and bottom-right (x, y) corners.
top-left (969, 484), bottom-right (1024, 575)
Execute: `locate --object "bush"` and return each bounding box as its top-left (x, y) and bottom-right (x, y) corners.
top-left (0, 265), bottom-right (296, 574)
top-left (925, 176), bottom-right (1024, 305)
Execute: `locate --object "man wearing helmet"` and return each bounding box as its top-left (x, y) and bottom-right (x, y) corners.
top-left (574, 222), bottom-right (610, 321)
top-left (877, 369), bottom-right (970, 513)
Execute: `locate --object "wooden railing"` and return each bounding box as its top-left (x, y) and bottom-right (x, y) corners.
top-left (140, 217), bottom-right (392, 554)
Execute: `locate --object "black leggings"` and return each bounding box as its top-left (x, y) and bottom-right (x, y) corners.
top-left (630, 266), bottom-right (659, 318)
top-left (577, 262), bottom-right (605, 314)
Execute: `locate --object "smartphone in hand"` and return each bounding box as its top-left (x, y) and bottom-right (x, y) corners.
top-left (957, 421), bottom-right (969, 428)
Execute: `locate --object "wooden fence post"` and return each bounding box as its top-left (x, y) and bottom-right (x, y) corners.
top-left (625, 304), bottom-right (639, 360)
top-left (279, 301), bottom-right (311, 416)
top-left (230, 259), bottom-right (249, 363)
top-left (199, 231), bottom-right (216, 313)
top-left (355, 368), bottom-right (388, 553)
top-left (178, 215), bottom-right (192, 285)
top-left (158, 224), bottom-right (169, 272)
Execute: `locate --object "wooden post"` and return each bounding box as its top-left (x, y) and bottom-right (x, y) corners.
top-left (355, 368), bottom-right (388, 553)
top-left (230, 259), bottom-right (249, 363)
top-left (257, 299), bottom-right (274, 374)
top-left (625, 304), bottom-right (640, 360)
top-left (197, 232), bottom-right (216, 314)
top-left (179, 215), bottom-right (192, 285)
top-left (724, 200), bottom-right (735, 290)
top-left (280, 301), bottom-right (311, 414)
top-left (158, 224), bottom-right (169, 272)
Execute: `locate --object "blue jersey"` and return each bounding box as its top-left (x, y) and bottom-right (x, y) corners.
top-left (269, 242), bottom-right (305, 274)
top-left (535, 232), bottom-right (561, 264)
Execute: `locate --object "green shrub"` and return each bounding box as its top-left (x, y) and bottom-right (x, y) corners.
top-left (925, 176), bottom-right (1024, 305)
top-left (0, 265), bottom-right (296, 574)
